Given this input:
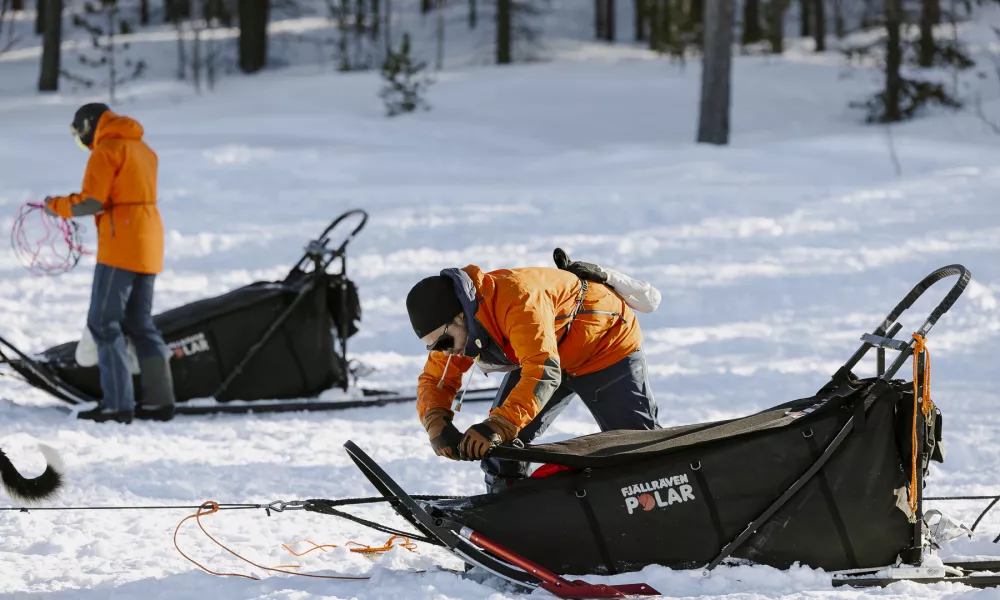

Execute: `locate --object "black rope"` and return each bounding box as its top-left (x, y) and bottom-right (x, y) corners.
top-left (304, 495), bottom-right (462, 547)
top-left (1, 495), bottom-right (464, 547)
top-left (926, 496), bottom-right (1000, 501)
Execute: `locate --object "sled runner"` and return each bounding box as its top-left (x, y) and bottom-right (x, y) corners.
top-left (336, 264), bottom-right (1000, 589)
top-left (0, 209), bottom-right (498, 416)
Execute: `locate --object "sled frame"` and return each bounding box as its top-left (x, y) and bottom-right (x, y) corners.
top-left (704, 265), bottom-right (970, 573)
top-left (212, 209), bottom-right (370, 400)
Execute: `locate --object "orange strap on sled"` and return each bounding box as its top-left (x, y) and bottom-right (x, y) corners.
top-left (908, 334), bottom-right (934, 516)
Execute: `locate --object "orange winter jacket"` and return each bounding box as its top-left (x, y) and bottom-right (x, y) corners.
top-left (47, 110), bottom-right (164, 274)
top-left (416, 265), bottom-right (643, 432)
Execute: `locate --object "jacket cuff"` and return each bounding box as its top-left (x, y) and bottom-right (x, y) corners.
top-left (420, 406), bottom-right (454, 432)
top-left (485, 413), bottom-right (519, 442)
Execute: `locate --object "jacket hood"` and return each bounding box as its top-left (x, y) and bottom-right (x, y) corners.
top-left (93, 111), bottom-right (144, 146)
top-left (440, 265), bottom-right (517, 372)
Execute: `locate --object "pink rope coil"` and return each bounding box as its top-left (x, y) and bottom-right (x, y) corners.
top-left (11, 201), bottom-right (91, 276)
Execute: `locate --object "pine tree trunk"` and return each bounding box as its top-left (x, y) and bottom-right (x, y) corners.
top-left (469, 0), bottom-right (476, 29)
top-left (690, 0), bottom-right (702, 46)
top-left (884, 0), bottom-right (902, 121)
top-left (833, 0), bottom-right (844, 38)
top-left (697, 0), bottom-right (733, 145)
top-left (799, 0), bottom-right (810, 36)
top-left (813, 0), bottom-right (824, 51)
top-left (742, 0), bottom-right (761, 44)
top-left (238, 0), bottom-right (268, 73)
top-left (35, 0), bottom-right (43, 34)
top-left (12, 0), bottom-right (23, 11)
top-left (166, 0), bottom-right (192, 22)
top-left (648, 0), bottom-right (659, 50)
top-left (608, 0), bottom-right (615, 41)
top-left (767, 0), bottom-right (785, 54)
top-left (496, 0), bottom-right (510, 64)
top-left (634, 0), bottom-right (646, 41)
top-left (175, 18), bottom-right (186, 79)
top-left (371, 0), bottom-right (380, 39)
top-left (595, 0), bottom-right (604, 39)
top-left (421, 0), bottom-right (431, 13)
top-left (436, 0), bottom-right (443, 69)
top-left (384, 0), bottom-right (391, 51)
top-left (37, 0), bottom-right (61, 91)
top-left (140, 0), bottom-right (148, 24)
top-left (918, 0), bottom-right (938, 67)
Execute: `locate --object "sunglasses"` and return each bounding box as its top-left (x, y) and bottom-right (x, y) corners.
top-left (69, 125), bottom-right (89, 151)
top-left (427, 324), bottom-right (456, 352)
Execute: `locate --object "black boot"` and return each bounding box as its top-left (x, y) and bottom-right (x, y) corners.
top-left (77, 406), bottom-right (134, 424)
top-left (135, 404), bottom-right (174, 422)
top-left (136, 354), bottom-right (176, 422)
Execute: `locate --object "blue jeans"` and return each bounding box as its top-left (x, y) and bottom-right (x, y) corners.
top-left (481, 347), bottom-right (659, 489)
top-left (87, 264), bottom-right (169, 412)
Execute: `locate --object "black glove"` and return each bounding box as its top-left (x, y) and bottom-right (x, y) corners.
top-left (430, 421), bottom-right (464, 460)
top-left (458, 422), bottom-right (503, 460)
top-left (553, 247), bottom-right (608, 284)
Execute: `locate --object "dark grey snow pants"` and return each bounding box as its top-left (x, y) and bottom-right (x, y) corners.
top-left (481, 346), bottom-right (659, 491)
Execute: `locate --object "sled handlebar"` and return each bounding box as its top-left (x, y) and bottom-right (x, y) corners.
top-left (319, 209), bottom-right (369, 257)
top-left (877, 264), bottom-right (971, 339)
top-left (834, 264), bottom-right (970, 385)
top-left (292, 209), bottom-right (369, 276)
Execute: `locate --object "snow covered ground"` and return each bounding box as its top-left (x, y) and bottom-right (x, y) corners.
top-left (3, 2), bottom-right (1000, 598)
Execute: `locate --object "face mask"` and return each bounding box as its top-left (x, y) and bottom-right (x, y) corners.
top-left (426, 323), bottom-right (456, 353)
top-left (429, 334), bottom-right (455, 353)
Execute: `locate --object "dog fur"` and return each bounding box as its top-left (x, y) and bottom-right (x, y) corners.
top-left (0, 444), bottom-right (64, 503)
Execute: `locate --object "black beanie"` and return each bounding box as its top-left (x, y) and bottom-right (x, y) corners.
top-left (71, 103), bottom-right (110, 147)
top-left (406, 275), bottom-right (463, 338)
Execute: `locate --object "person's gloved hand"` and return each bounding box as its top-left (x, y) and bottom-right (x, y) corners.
top-left (458, 414), bottom-right (518, 460)
top-left (553, 247), bottom-right (608, 284)
top-left (421, 407), bottom-right (464, 460)
top-left (42, 197), bottom-right (59, 218)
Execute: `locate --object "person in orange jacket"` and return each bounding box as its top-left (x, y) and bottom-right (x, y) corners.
top-left (406, 250), bottom-right (661, 493)
top-left (44, 103), bottom-right (175, 424)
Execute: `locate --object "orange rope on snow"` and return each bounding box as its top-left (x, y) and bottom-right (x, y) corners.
top-left (282, 535), bottom-right (418, 557)
top-left (173, 501), bottom-right (378, 581)
top-left (909, 334), bottom-right (936, 517)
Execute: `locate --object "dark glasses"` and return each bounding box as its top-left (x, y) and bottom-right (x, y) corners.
top-left (427, 324), bottom-right (455, 352)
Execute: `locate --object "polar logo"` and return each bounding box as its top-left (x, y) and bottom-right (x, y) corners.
top-left (169, 332), bottom-right (211, 359)
top-left (623, 474), bottom-right (696, 515)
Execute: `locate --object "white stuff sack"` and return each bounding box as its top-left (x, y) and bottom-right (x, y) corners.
top-left (75, 325), bottom-right (141, 375)
top-left (604, 268), bottom-right (661, 314)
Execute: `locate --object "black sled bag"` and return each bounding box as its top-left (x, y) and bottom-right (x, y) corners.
top-left (36, 268), bottom-right (360, 403)
top-left (427, 375), bottom-right (915, 576)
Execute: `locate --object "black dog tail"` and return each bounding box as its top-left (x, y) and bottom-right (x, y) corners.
top-left (0, 444), bottom-right (64, 503)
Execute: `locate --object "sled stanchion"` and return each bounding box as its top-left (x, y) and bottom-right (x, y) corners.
top-left (210, 276), bottom-right (316, 402)
top-left (705, 413), bottom-right (858, 571)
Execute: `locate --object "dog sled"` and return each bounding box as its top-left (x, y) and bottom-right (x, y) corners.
top-left (315, 264), bottom-right (1000, 593)
top-left (0, 209), bottom-right (496, 416)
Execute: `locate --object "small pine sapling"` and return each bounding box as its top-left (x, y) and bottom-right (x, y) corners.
top-left (65, 0), bottom-right (146, 103)
top-left (378, 32), bottom-right (433, 117)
